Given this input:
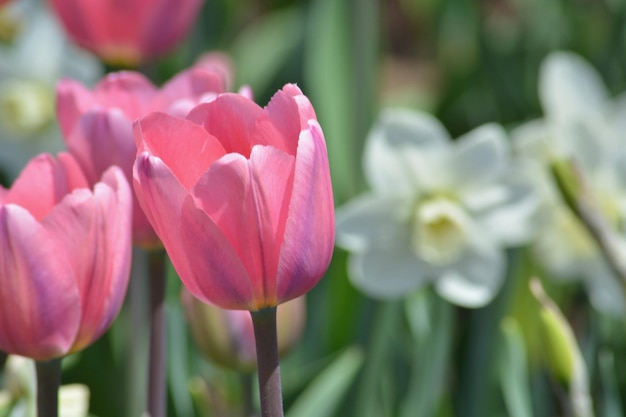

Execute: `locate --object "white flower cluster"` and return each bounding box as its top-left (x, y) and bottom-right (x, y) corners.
top-left (337, 51), bottom-right (626, 312)
top-left (336, 110), bottom-right (539, 308)
top-left (512, 52), bottom-right (626, 315)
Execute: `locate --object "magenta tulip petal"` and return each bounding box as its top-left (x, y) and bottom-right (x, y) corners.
top-left (50, 0), bottom-right (202, 65)
top-left (65, 109), bottom-right (136, 184)
top-left (149, 67), bottom-right (226, 114)
top-left (56, 79), bottom-right (95, 138)
top-left (192, 147), bottom-right (296, 307)
top-left (0, 206), bottom-right (81, 360)
top-left (187, 94), bottom-right (265, 156)
top-left (91, 72), bottom-right (156, 118)
top-left (134, 153), bottom-right (253, 309)
top-left (134, 113), bottom-right (227, 190)
top-left (265, 84), bottom-right (318, 155)
top-left (3, 154), bottom-right (88, 221)
top-left (277, 121), bottom-right (335, 301)
top-left (42, 168), bottom-right (132, 352)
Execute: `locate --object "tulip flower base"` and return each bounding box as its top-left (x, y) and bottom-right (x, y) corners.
top-left (251, 307), bottom-right (284, 417)
top-left (36, 358), bottom-right (62, 417)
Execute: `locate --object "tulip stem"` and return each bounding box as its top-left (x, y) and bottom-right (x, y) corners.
top-left (35, 358), bottom-right (62, 417)
top-left (251, 307), bottom-right (284, 417)
top-left (147, 249), bottom-right (168, 417)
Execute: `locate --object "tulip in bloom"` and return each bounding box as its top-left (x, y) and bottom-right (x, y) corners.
top-left (56, 61), bottom-right (231, 247)
top-left (48, 0), bottom-right (203, 66)
top-left (0, 153), bottom-right (132, 360)
top-left (133, 84), bottom-right (335, 310)
top-left (336, 109), bottom-right (538, 308)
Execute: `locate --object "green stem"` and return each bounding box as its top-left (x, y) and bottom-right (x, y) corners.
top-left (241, 372), bottom-right (256, 417)
top-left (251, 307), bottom-right (284, 417)
top-left (147, 249), bottom-right (167, 417)
top-left (35, 358), bottom-right (62, 417)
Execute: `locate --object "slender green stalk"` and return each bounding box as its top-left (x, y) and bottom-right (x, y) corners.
top-left (35, 358), bottom-right (62, 417)
top-left (251, 307), bottom-right (284, 417)
top-left (147, 249), bottom-right (168, 417)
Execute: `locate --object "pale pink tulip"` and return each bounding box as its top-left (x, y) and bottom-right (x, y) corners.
top-left (0, 153), bottom-right (132, 360)
top-left (133, 84), bottom-right (335, 310)
top-left (56, 63), bottom-right (228, 248)
top-left (48, 0), bottom-right (203, 66)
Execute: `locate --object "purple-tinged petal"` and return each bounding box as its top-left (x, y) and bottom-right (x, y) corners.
top-left (192, 146), bottom-right (296, 308)
top-left (0, 205), bottom-right (80, 360)
top-left (276, 121), bottom-right (335, 303)
top-left (134, 153), bottom-right (253, 309)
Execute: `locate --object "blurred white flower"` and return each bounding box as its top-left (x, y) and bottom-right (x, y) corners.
top-left (0, 355), bottom-right (90, 417)
top-left (512, 51), bottom-right (626, 315)
top-left (336, 109), bottom-right (538, 308)
top-left (0, 1), bottom-right (101, 179)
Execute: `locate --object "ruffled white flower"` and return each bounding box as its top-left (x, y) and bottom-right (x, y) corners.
top-left (512, 51), bottom-right (626, 315)
top-left (336, 109), bottom-right (539, 308)
top-left (0, 2), bottom-right (101, 179)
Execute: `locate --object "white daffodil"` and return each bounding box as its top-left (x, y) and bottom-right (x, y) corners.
top-left (512, 51), bottom-right (626, 315)
top-left (336, 109), bottom-right (539, 308)
top-left (0, 1), bottom-right (101, 179)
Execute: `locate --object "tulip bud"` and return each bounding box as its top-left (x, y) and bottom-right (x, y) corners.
top-left (182, 289), bottom-right (305, 372)
top-left (530, 278), bottom-right (593, 416)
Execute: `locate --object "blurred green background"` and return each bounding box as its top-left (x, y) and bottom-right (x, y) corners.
top-left (3, 0), bottom-right (626, 416)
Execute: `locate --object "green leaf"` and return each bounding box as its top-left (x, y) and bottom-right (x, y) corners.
top-left (400, 293), bottom-right (454, 417)
top-left (230, 7), bottom-right (303, 94)
top-left (304, 0), bottom-right (356, 202)
top-left (498, 317), bottom-right (534, 417)
top-left (287, 347), bottom-right (364, 417)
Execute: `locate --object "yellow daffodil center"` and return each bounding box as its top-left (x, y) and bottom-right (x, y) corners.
top-left (0, 79), bottom-right (54, 134)
top-left (412, 196), bottom-right (469, 265)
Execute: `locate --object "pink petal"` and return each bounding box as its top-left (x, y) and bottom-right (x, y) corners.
top-left (276, 121), bottom-right (335, 302)
top-left (91, 72), bottom-right (156, 119)
top-left (264, 84), bottom-right (318, 156)
top-left (149, 66), bottom-right (227, 114)
top-left (134, 112), bottom-right (226, 190)
top-left (43, 167), bottom-right (132, 352)
top-left (141, 0), bottom-right (203, 58)
top-left (56, 79), bottom-right (96, 138)
top-left (3, 154), bottom-right (89, 221)
top-left (192, 147), bottom-right (296, 309)
top-left (64, 109), bottom-right (136, 185)
top-left (0, 206), bottom-right (81, 360)
top-left (187, 94), bottom-right (265, 157)
top-left (133, 153), bottom-right (253, 309)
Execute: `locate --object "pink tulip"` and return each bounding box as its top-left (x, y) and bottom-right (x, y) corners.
top-left (48, 0), bottom-right (203, 66)
top-left (0, 153), bottom-right (132, 361)
top-left (133, 84), bottom-right (335, 310)
top-left (56, 63), bottom-right (228, 248)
